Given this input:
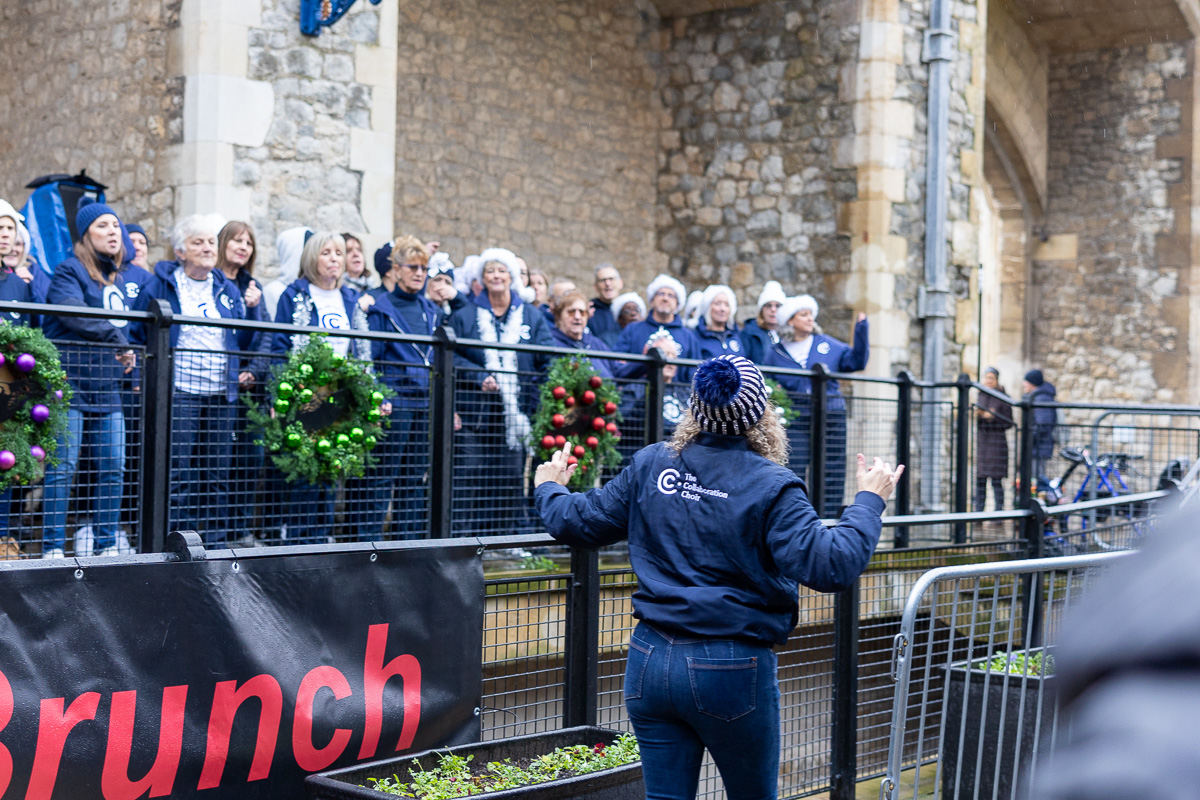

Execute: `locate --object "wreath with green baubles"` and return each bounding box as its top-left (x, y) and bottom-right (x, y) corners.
top-left (529, 356), bottom-right (623, 491)
top-left (764, 378), bottom-right (798, 428)
top-left (247, 336), bottom-right (394, 484)
top-left (0, 324), bottom-right (72, 491)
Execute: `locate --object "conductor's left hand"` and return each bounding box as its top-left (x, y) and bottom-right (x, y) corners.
top-left (534, 442), bottom-right (578, 488)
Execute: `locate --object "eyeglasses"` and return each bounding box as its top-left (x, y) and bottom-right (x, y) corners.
top-left (400, 264), bottom-right (429, 272)
top-left (563, 308), bottom-right (588, 317)
top-left (595, 276), bottom-right (619, 285)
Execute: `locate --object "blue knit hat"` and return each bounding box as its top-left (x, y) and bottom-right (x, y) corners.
top-left (125, 223), bottom-right (146, 238)
top-left (1024, 369), bottom-right (1044, 387)
top-left (374, 241), bottom-right (394, 274)
top-left (75, 196), bottom-right (119, 236)
top-left (689, 355), bottom-right (770, 436)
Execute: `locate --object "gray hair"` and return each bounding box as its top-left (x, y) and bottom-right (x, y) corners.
top-left (593, 262), bottom-right (618, 278)
top-left (170, 213), bottom-right (225, 254)
top-left (299, 231), bottom-right (347, 287)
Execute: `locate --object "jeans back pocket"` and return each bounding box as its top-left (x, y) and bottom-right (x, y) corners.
top-left (624, 638), bottom-right (654, 701)
top-left (687, 656), bottom-right (757, 721)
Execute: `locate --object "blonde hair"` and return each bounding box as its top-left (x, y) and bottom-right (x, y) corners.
top-left (667, 404), bottom-right (788, 466)
top-left (299, 231), bottom-right (346, 287)
top-left (390, 235), bottom-right (430, 271)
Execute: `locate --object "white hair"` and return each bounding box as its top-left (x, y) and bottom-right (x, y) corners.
top-left (171, 213), bottom-right (225, 254)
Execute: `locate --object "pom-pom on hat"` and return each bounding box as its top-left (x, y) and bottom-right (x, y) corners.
top-left (75, 196), bottom-right (119, 236)
top-left (757, 280), bottom-right (786, 311)
top-left (428, 251), bottom-right (455, 278)
top-left (689, 355), bottom-right (770, 436)
top-left (1024, 369), bottom-right (1044, 387)
top-left (610, 291), bottom-right (646, 323)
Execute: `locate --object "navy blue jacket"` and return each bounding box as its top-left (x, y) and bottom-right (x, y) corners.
top-left (765, 319), bottom-right (869, 410)
top-left (450, 291), bottom-right (554, 414)
top-left (1026, 382), bottom-right (1058, 459)
top-left (120, 263), bottom-right (154, 305)
top-left (693, 318), bottom-right (744, 360)
top-left (367, 287), bottom-right (443, 407)
top-left (549, 326), bottom-right (615, 379)
top-left (271, 280), bottom-right (368, 357)
top-left (739, 318), bottom-right (779, 365)
top-left (588, 297), bottom-right (622, 347)
top-left (0, 270), bottom-right (33, 327)
top-left (613, 315), bottom-right (700, 380)
top-left (536, 434), bottom-right (885, 645)
top-left (130, 262), bottom-right (258, 401)
top-left (43, 256), bottom-right (132, 413)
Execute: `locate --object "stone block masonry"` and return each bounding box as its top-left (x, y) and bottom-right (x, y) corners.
top-left (1036, 44), bottom-right (1191, 404)
top-left (0, 0), bottom-right (182, 250)
top-left (391, 0), bottom-right (666, 288)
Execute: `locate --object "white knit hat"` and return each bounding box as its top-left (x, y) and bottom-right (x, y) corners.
top-left (456, 255), bottom-right (482, 295)
top-left (0, 199), bottom-right (24, 226)
top-left (757, 280), bottom-right (786, 311)
top-left (428, 251), bottom-right (455, 278)
top-left (610, 291), bottom-right (646, 323)
top-left (778, 294), bottom-right (819, 326)
top-left (479, 247), bottom-right (536, 303)
top-left (646, 274), bottom-right (687, 309)
top-left (682, 290), bottom-right (704, 328)
top-left (700, 284), bottom-right (738, 329)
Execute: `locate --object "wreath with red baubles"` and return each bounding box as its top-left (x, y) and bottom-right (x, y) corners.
top-left (529, 356), bottom-right (623, 490)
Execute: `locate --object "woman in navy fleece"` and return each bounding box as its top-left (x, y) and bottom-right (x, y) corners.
top-left (534, 355), bottom-right (901, 800)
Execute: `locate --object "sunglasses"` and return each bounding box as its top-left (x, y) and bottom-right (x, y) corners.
top-left (400, 263), bottom-right (429, 272)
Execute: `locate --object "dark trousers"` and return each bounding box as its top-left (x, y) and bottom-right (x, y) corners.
top-left (625, 622), bottom-right (781, 800)
top-left (345, 415), bottom-right (429, 540)
top-left (974, 476), bottom-right (1006, 512)
top-left (170, 393), bottom-right (235, 545)
top-left (786, 398), bottom-right (847, 518)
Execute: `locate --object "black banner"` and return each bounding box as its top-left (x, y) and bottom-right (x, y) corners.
top-left (0, 544), bottom-right (484, 799)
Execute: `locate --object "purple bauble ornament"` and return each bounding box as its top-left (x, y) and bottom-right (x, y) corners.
top-left (55, 390), bottom-right (63, 400)
top-left (0, 354), bottom-right (7, 368)
top-left (15, 354), bottom-right (35, 374)
top-left (0, 452), bottom-right (15, 471)
top-left (30, 446), bottom-right (45, 463)
top-left (30, 404), bottom-right (50, 424)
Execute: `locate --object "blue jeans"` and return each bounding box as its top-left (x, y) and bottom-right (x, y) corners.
top-left (625, 622), bottom-right (781, 800)
top-left (346, 416), bottom-right (428, 541)
top-left (43, 409), bottom-right (125, 553)
top-left (170, 393), bottom-right (234, 545)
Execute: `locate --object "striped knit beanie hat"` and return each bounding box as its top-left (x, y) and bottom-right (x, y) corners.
top-left (689, 355), bottom-right (770, 436)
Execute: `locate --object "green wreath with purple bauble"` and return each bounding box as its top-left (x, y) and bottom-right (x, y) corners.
top-left (0, 324), bottom-right (73, 491)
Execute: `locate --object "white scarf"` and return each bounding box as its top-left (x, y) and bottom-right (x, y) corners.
top-left (477, 303), bottom-right (530, 451)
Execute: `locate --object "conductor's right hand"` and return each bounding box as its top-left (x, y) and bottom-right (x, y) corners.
top-left (856, 454), bottom-right (904, 502)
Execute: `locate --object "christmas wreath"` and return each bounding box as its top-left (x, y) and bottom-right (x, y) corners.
top-left (529, 356), bottom-right (623, 491)
top-left (247, 335), bottom-right (393, 484)
top-left (765, 378), bottom-right (798, 428)
top-left (0, 323), bottom-right (72, 491)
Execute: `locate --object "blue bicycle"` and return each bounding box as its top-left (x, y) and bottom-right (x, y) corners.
top-left (1049, 447), bottom-right (1148, 550)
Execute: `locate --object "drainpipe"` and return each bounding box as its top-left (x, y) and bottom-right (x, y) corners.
top-left (918, 0), bottom-right (956, 510)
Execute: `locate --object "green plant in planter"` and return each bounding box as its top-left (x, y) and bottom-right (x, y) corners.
top-left (367, 733), bottom-right (640, 798)
top-left (519, 554), bottom-right (558, 572)
top-left (974, 649), bottom-right (1055, 677)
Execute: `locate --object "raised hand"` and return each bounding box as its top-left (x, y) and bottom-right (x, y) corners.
top-left (534, 442), bottom-right (578, 488)
top-left (855, 453), bottom-right (904, 502)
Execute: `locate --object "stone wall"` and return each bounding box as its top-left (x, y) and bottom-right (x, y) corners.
top-left (0, 0), bottom-right (181, 243)
top-left (656, 0), bottom-right (859, 332)
top-left (391, 0), bottom-right (665, 286)
top-left (1036, 43), bottom-right (1191, 403)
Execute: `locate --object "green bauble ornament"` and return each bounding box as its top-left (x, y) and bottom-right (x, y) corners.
top-left (316, 439), bottom-right (332, 454)
top-left (368, 408), bottom-right (382, 422)
top-left (365, 436), bottom-right (377, 449)
top-left (370, 391), bottom-right (384, 407)
top-left (331, 459), bottom-right (343, 471)
top-left (299, 388), bottom-right (314, 403)
top-left (277, 382), bottom-right (294, 399)
top-left (274, 398), bottom-right (290, 414)
top-left (316, 372), bottom-right (331, 386)
top-left (285, 432), bottom-right (302, 449)
top-left (336, 433), bottom-right (350, 446)
top-left (350, 427), bottom-right (365, 442)
top-left (331, 353), bottom-right (345, 365)
top-left (299, 364), bottom-right (313, 377)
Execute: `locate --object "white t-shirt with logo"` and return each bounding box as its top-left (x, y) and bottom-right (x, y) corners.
top-left (784, 336), bottom-right (814, 368)
top-left (174, 268), bottom-right (228, 395)
top-left (309, 284), bottom-right (351, 357)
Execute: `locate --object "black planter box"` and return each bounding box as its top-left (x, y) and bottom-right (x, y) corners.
top-left (306, 725), bottom-right (644, 800)
top-left (940, 659), bottom-right (1057, 800)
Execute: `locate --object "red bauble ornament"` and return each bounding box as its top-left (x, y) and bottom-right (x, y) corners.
top-left (592, 416), bottom-right (606, 430)
top-left (552, 414), bottom-right (565, 428)
top-left (555, 435), bottom-right (567, 447)
top-left (586, 436), bottom-right (599, 449)
top-left (568, 456), bottom-right (578, 465)
top-left (552, 386), bottom-right (566, 400)
top-left (565, 396), bottom-right (576, 408)
top-left (541, 435), bottom-right (556, 449)
top-left (604, 401), bottom-right (617, 415)
top-left (573, 445), bottom-right (586, 457)
top-left (582, 390), bottom-right (596, 405)
top-left (589, 375), bottom-right (603, 389)
top-left (607, 422), bottom-right (618, 433)
top-left (581, 465), bottom-right (588, 472)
